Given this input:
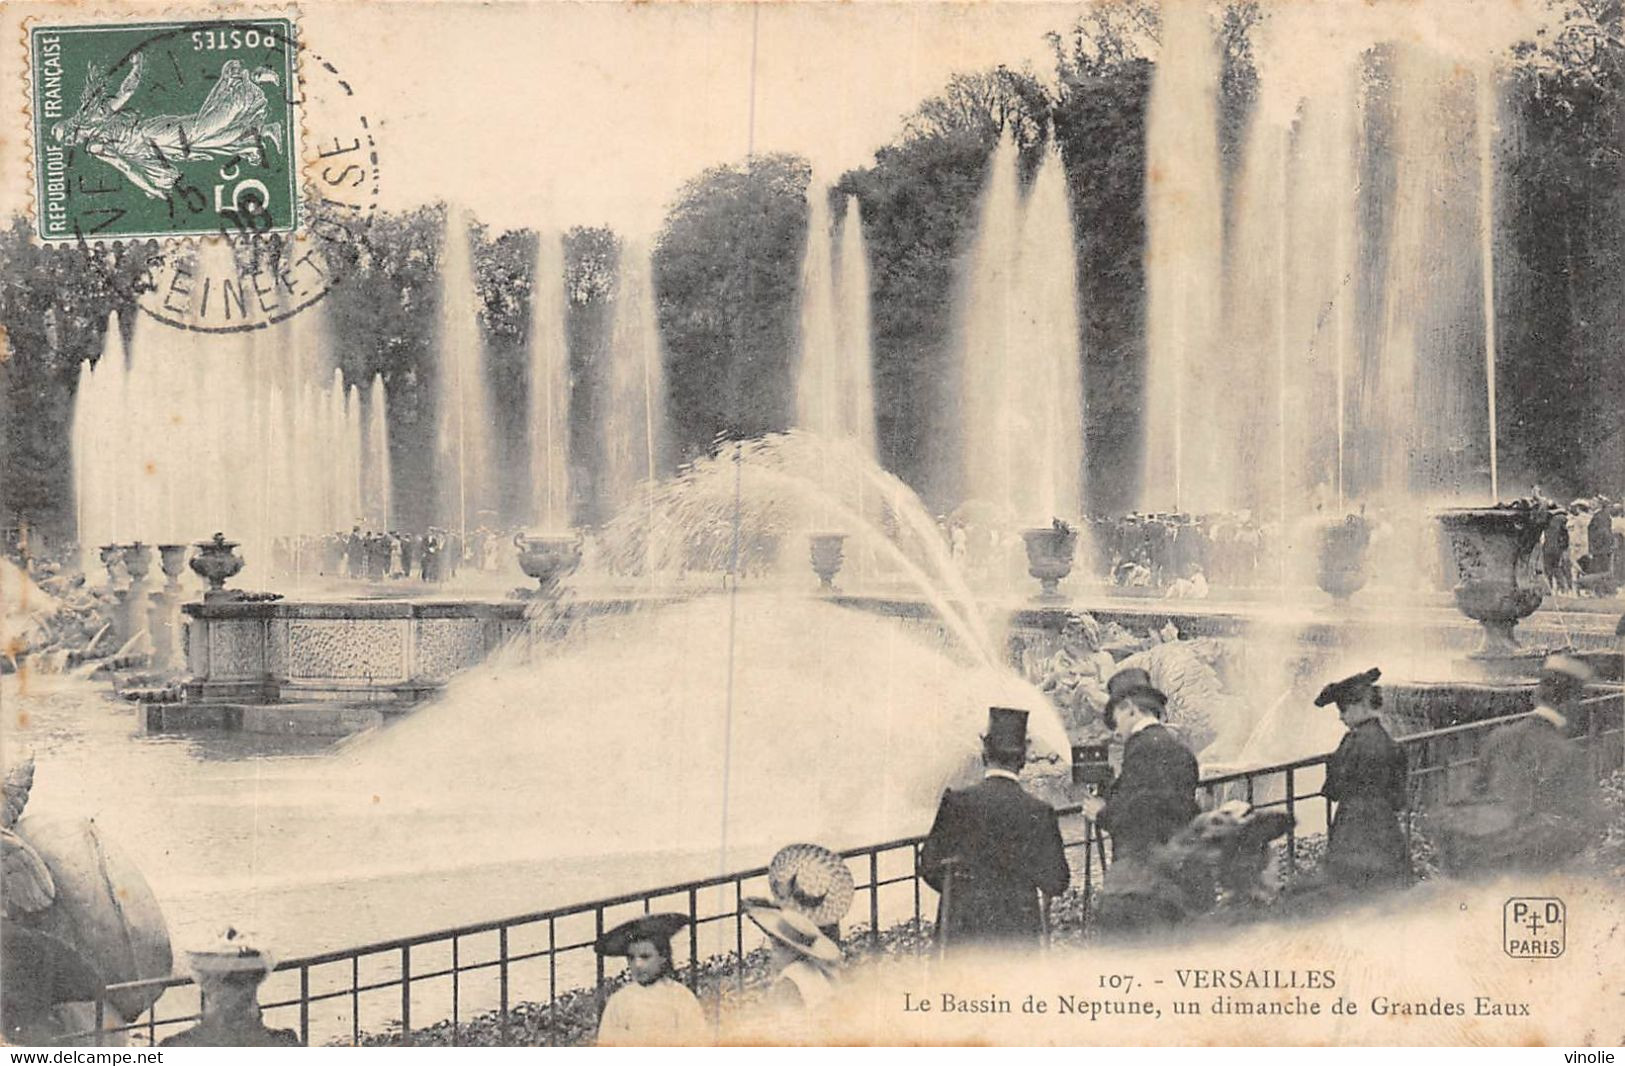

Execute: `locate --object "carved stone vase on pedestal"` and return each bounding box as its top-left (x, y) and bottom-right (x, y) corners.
top-left (1435, 506), bottom-right (1548, 660)
top-left (808, 532), bottom-right (847, 592)
top-left (1022, 525), bottom-right (1078, 602)
top-left (148, 544), bottom-right (189, 672)
top-left (1316, 515), bottom-right (1371, 606)
top-left (514, 532), bottom-right (582, 599)
top-left (189, 533), bottom-right (244, 601)
top-left (119, 543), bottom-right (153, 659)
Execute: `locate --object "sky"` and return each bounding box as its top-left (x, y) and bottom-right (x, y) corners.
top-left (1, 1), bottom-right (1087, 239)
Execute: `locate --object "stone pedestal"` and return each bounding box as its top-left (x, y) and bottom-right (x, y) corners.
top-left (181, 598), bottom-right (529, 704)
top-left (147, 591), bottom-right (181, 672)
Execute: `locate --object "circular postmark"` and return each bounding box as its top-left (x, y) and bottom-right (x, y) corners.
top-left (36, 18), bottom-right (379, 331)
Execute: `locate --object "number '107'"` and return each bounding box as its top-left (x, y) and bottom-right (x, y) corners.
top-left (191, 28), bottom-right (275, 51)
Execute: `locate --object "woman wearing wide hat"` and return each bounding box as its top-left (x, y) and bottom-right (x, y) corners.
top-left (1316, 667), bottom-right (1410, 891)
top-left (745, 902), bottom-right (841, 1014)
top-left (766, 842), bottom-right (855, 942)
top-left (593, 913), bottom-right (707, 1046)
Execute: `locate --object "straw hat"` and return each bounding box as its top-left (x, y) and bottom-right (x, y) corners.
top-left (767, 844), bottom-right (855, 929)
top-left (744, 904), bottom-right (840, 965)
top-left (186, 927), bottom-right (275, 980)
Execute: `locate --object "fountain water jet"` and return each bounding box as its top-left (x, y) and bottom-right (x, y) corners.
top-left (366, 375), bottom-right (393, 530)
top-left (529, 229), bottom-right (571, 531)
top-left (1142, 1), bottom-right (1224, 513)
top-left (603, 239), bottom-right (666, 517)
top-left (954, 134), bottom-right (1086, 539)
top-left (435, 208), bottom-right (495, 539)
top-left (835, 196), bottom-right (877, 462)
top-left (73, 303), bottom-right (377, 584)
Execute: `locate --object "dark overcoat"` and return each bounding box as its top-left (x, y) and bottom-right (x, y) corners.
top-left (1465, 714), bottom-right (1599, 870)
top-left (918, 775), bottom-right (1069, 947)
top-left (1322, 718), bottom-right (1410, 887)
top-left (1097, 723), bottom-right (1200, 863)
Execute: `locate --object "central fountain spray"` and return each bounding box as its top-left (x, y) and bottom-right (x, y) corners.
top-left (955, 133), bottom-right (1085, 526)
top-left (529, 229), bottom-right (571, 531)
top-left (435, 208), bottom-right (495, 541)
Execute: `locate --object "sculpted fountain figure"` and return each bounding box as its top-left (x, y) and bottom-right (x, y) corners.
top-left (1, 757), bottom-right (172, 1044)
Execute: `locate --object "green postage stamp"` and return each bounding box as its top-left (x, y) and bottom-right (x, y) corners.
top-left (29, 19), bottom-right (299, 242)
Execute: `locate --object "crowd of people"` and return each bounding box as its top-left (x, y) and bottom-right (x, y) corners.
top-left (1537, 495), bottom-right (1625, 595)
top-left (921, 653), bottom-right (1608, 948)
top-left (267, 526), bottom-right (523, 583)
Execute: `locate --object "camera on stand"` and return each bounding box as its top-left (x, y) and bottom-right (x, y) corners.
top-left (1071, 743), bottom-right (1113, 796)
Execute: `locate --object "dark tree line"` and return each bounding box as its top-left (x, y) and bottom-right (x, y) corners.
top-left (4, 0), bottom-right (1624, 541)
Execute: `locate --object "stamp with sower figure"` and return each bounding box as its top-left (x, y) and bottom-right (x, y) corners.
top-left (30, 19), bottom-right (300, 243)
top-left (27, 14), bottom-right (378, 332)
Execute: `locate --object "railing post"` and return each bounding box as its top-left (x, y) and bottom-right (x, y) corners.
top-left (594, 907), bottom-right (607, 1012)
top-left (911, 842), bottom-right (923, 948)
top-left (1082, 820), bottom-right (1095, 931)
top-left (1284, 767), bottom-right (1297, 875)
top-left (869, 850), bottom-right (880, 949)
top-left (299, 965), bottom-right (310, 1047)
top-left (546, 917), bottom-right (557, 1046)
top-left (351, 956), bottom-right (361, 1047)
top-left (94, 998), bottom-right (106, 1047)
top-left (451, 937), bottom-right (460, 1043)
top-left (688, 886), bottom-right (700, 989)
top-left (734, 881), bottom-right (745, 993)
top-left (399, 945), bottom-right (411, 1044)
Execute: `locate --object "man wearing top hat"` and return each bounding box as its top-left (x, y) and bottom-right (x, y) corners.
top-left (1083, 686), bottom-right (1199, 866)
top-left (1457, 654), bottom-right (1604, 871)
top-left (918, 707), bottom-right (1070, 948)
top-left (1316, 667), bottom-right (1410, 890)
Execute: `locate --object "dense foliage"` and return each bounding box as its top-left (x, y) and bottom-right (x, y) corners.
top-left (4, 0), bottom-right (1624, 538)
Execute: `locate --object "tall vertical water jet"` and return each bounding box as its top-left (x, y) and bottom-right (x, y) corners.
top-left (529, 229), bottom-right (571, 530)
top-left (794, 182), bottom-right (845, 443)
top-left (329, 369), bottom-right (349, 532)
top-left (72, 357), bottom-right (92, 574)
top-left (604, 239), bottom-right (667, 518)
top-left (955, 135), bottom-right (1086, 525)
top-left (834, 196), bottom-right (878, 463)
top-left (1476, 62), bottom-right (1500, 504)
top-left (956, 131), bottom-right (1023, 518)
top-left (1365, 49), bottom-right (1484, 507)
top-left (435, 208), bottom-right (494, 539)
top-left (1142, 2), bottom-right (1225, 512)
top-left (345, 383), bottom-right (364, 528)
top-left (1014, 145), bottom-right (1084, 521)
top-left (367, 374), bottom-right (393, 530)
top-left (72, 301), bottom-right (374, 581)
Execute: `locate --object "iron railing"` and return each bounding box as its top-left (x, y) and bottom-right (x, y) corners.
top-left (78, 693), bottom-right (1621, 1047)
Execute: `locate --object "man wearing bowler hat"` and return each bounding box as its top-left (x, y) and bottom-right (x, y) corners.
top-left (1316, 667), bottom-right (1410, 891)
top-left (1458, 654), bottom-right (1604, 871)
top-left (1083, 686), bottom-right (1199, 865)
top-left (919, 707), bottom-right (1070, 949)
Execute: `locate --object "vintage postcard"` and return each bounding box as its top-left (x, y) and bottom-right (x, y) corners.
top-left (0, 0), bottom-right (1621, 1050)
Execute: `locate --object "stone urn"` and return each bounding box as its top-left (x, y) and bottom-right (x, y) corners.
top-left (122, 542), bottom-right (152, 585)
top-left (189, 532), bottom-right (244, 597)
top-left (99, 544), bottom-right (125, 586)
top-left (808, 532), bottom-right (847, 591)
top-left (1022, 523), bottom-right (1078, 601)
top-left (1435, 506), bottom-right (1548, 659)
top-left (157, 544), bottom-right (189, 591)
top-left (514, 532), bottom-right (582, 596)
top-left (1316, 515), bottom-right (1371, 604)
